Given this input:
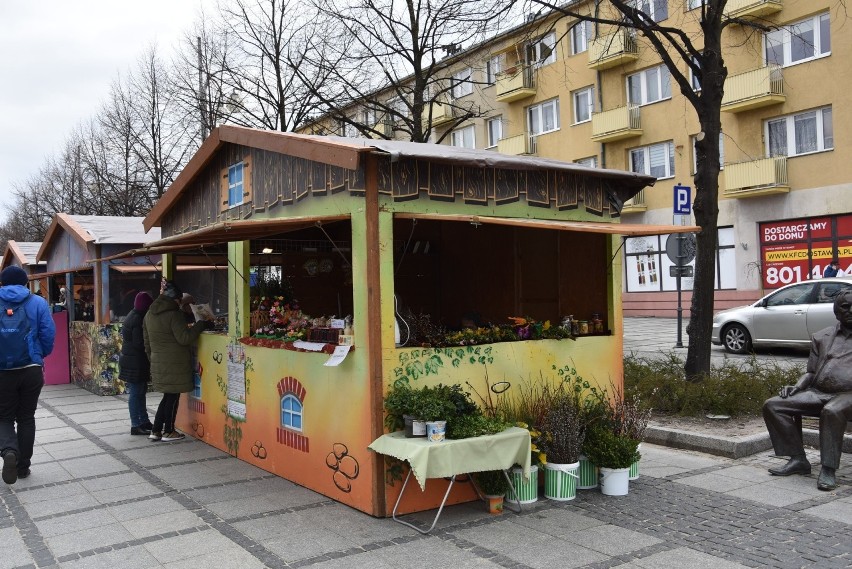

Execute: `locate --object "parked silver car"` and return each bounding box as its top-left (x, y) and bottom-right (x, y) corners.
top-left (711, 277), bottom-right (852, 354)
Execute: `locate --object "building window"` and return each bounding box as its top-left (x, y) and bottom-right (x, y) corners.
top-left (361, 108), bottom-right (377, 126)
top-left (630, 0), bottom-right (668, 22)
top-left (527, 98), bottom-right (560, 136)
top-left (281, 394), bottom-right (303, 431)
top-left (343, 117), bottom-right (360, 138)
top-left (570, 21), bottom-right (592, 55)
top-left (486, 117), bottom-right (503, 148)
top-left (451, 125), bottom-right (476, 148)
top-left (690, 56), bottom-right (701, 91)
top-left (687, 0), bottom-right (705, 9)
top-left (192, 367), bottom-right (201, 399)
top-left (765, 12), bottom-right (830, 67)
top-left (766, 107), bottom-right (833, 157)
top-left (692, 132), bottom-right (724, 174)
top-left (572, 86), bottom-right (594, 124)
top-left (388, 97), bottom-right (407, 121)
top-left (527, 33), bottom-right (556, 67)
top-left (575, 156), bottom-right (597, 168)
top-left (627, 65), bottom-right (671, 105)
top-left (227, 163), bottom-right (244, 207)
top-left (486, 56), bottom-right (501, 85)
top-left (630, 141), bottom-right (675, 179)
top-left (451, 68), bottom-right (473, 99)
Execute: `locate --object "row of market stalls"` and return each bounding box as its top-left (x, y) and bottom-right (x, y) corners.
top-left (3, 125), bottom-right (695, 517)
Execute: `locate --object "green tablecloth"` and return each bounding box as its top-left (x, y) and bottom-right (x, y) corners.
top-left (368, 427), bottom-right (532, 490)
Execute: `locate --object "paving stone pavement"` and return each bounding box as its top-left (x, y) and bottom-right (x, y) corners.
top-left (2, 383), bottom-right (850, 569)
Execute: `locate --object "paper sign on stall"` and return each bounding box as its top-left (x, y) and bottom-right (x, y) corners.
top-left (323, 345), bottom-right (351, 366)
top-left (227, 360), bottom-right (247, 421)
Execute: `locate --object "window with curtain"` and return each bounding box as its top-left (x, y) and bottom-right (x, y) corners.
top-left (627, 64), bottom-right (671, 105)
top-left (574, 156), bottom-right (597, 168)
top-left (527, 33), bottom-right (556, 67)
top-left (765, 12), bottom-right (831, 67)
top-left (571, 21), bottom-right (592, 54)
top-left (486, 117), bottom-right (503, 148)
top-left (630, 0), bottom-right (668, 22)
top-left (527, 98), bottom-right (560, 136)
top-left (451, 125), bottom-right (476, 148)
top-left (766, 107), bottom-right (833, 157)
top-left (485, 56), bottom-right (501, 84)
top-left (572, 87), bottom-right (594, 124)
top-left (630, 141), bottom-right (675, 179)
top-left (451, 68), bottom-right (473, 99)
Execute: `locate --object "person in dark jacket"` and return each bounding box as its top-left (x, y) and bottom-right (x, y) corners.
top-left (0, 266), bottom-right (56, 484)
top-left (143, 282), bottom-right (206, 442)
top-left (120, 292), bottom-right (154, 435)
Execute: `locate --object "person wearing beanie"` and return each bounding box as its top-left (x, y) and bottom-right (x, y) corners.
top-left (119, 292), bottom-right (155, 435)
top-left (0, 265), bottom-right (56, 484)
top-left (143, 281), bottom-right (206, 442)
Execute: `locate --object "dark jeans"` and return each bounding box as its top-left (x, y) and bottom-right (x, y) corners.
top-left (153, 393), bottom-right (181, 434)
top-left (126, 382), bottom-right (151, 428)
top-left (0, 366), bottom-right (45, 470)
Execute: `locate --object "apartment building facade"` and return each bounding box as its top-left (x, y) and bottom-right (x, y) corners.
top-left (305, 0), bottom-right (851, 316)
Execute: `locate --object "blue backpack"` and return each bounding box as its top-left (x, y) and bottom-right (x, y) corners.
top-left (0, 295), bottom-right (33, 369)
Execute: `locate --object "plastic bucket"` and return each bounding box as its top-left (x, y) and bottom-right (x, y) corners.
top-left (425, 420), bottom-right (446, 442)
top-left (404, 415), bottom-right (426, 438)
top-left (599, 467), bottom-right (630, 496)
top-left (510, 464), bottom-right (539, 504)
top-left (578, 455), bottom-right (598, 489)
top-left (628, 443), bottom-right (642, 481)
top-left (543, 462), bottom-right (579, 501)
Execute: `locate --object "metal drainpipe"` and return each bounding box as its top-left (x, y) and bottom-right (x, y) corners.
top-left (597, 69), bottom-right (605, 168)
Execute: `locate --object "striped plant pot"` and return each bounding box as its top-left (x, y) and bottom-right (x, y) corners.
top-left (628, 443), bottom-right (642, 481)
top-left (577, 455), bottom-right (598, 489)
top-left (510, 465), bottom-right (539, 504)
top-left (543, 462), bottom-right (579, 501)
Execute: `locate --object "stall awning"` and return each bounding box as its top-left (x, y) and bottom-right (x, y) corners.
top-left (91, 214), bottom-right (351, 262)
top-left (393, 213), bottom-right (699, 236)
top-left (109, 264), bottom-right (227, 273)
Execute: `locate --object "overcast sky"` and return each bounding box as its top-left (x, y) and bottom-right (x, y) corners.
top-left (0, 0), bottom-right (203, 222)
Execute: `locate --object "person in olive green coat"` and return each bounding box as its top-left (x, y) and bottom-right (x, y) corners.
top-left (143, 281), bottom-right (206, 442)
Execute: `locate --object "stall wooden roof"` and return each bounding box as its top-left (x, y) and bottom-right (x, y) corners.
top-left (37, 213), bottom-right (162, 262)
top-left (1, 241), bottom-right (45, 270)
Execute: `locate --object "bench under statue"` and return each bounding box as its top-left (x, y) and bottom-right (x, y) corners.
top-left (762, 289), bottom-right (852, 491)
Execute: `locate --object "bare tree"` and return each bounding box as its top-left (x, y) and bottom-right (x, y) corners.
top-left (307, 0), bottom-right (517, 142)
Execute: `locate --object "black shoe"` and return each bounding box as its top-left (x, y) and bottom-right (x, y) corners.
top-left (817, 466), bottom-right (837, 491)
top-left (768, 457), bottom-right (811, 477)
top-left (2, 452), bottom-right (18, 484)
top-left (17, 468), bottom-right (30, 479)
top-left (130, 426), bottom-right (152, 436)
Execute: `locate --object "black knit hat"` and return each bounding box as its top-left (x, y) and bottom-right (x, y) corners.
top-left (162, 281), bottom-right (183, 300)
top-left (0, 266), bottom-right (28, 287)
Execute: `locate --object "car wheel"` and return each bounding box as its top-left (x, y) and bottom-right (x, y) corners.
top-left (722, 324), bottom-right (752, 354)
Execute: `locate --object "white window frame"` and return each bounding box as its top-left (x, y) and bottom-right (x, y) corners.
top-left (690, 56), bottom-right (701, 91)
top-left (574, 156), bottom-right (597, 168)
top-left (764, 12), bottom-right (831, 68)
top-left (692, 132), bottom-right (724, 175)
top-left (361, 108), bottom-right (377, 127)
top-left (765, 106), bottom-right (833, 158)
top-left (630, 0), bottom-right (668, 22)
top-left (451, 68), bottom-right (473, 99)
top-left (687, 0), bottom-right (705, 10)
top-left (627, 64), bottom-right (672, 106)
top-left (451, 124), bottom-right (476, 149)
top-left (227, 162), bottom-right (245, 207)
top-left (388, 97), bottom-right (408, 121)
top-left (630, 141), bottom-right (675, 180)
top-left (281, 394), bottom-right (303, 431)
top-left (486, 117), bottom-right (503, 148)
top-left (527, 32), bottom-right (556, 67)
top-left (572, 86), bottom-right (594, 124)
top-left (485, 56), bottom-right (501, 85)
top-left (570, 21), bottom-right (592, 55)
top-left (527, 98), bottom-right (560, 136)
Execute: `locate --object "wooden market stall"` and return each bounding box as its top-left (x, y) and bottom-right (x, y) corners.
top-left (131, 125), bottom-right (695, 517)
top-left (35, 214), bottom-right (162, 395)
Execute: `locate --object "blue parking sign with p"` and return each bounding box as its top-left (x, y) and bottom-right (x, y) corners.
top-left (673, 184), bottom-right (691, 215)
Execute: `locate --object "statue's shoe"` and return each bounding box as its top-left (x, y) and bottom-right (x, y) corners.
top-left (817, 467), bottom-right (837, 491)
top-left (768, 458), bottom-right (811, 476)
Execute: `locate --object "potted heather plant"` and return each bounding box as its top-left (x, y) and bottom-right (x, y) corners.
top-left (541, 390), bottom-right (585, 501)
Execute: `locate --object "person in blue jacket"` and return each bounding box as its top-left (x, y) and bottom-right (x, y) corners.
top-left (0, 266), bottom-right (56, 484)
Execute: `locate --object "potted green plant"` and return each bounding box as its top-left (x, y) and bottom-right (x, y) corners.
top-left (582, 425), bottom-right (640, 496)
top-left (384, 383), bottom-right (425, 437)
top-left (473, 470), bottom-right (510, 514)
top-left (541, 391), bottom-right (585, 501)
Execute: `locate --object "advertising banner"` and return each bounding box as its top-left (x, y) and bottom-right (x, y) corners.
top-left (759, 213), bottom-right (852, 288)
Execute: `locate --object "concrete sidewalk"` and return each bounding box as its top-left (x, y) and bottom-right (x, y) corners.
top-left (2, 384), bottom-right (851, 569)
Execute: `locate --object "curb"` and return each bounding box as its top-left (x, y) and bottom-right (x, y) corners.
top-left (646, 426), bottom-right (852, 459)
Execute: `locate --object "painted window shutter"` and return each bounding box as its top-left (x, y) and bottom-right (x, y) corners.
top-left (220, 167), bottom-right (230, 211)
top-left (243, 156), bottom-right (253, 204)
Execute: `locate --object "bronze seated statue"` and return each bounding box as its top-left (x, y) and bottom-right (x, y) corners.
top-left (763, 289), bottom-right (852, 491)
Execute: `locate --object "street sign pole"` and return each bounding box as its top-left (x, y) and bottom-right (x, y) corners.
top-left (675, 217), bottom-right (684, 348)
top-left (671, 183), bottom-right (692, 349)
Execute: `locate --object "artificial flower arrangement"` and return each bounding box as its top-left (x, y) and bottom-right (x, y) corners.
top-left (254, 297), bottom-right (311, 341)
top-left (438, 317), bottom-right (572, 348)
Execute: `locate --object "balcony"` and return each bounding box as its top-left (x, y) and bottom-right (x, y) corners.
top-left (591, 105), bottom-right (642, 142)
top-left (621, 189), bottom-right (647, 213)
top-left (429, 102), bottom-right (455, 127)
top-left (588, 30), bottom-right (639, 70)
top-left (497, 134), bottom-right (536, 156)
top-left (723, 156), bottom-right (789, 197)
top-left (495, 66), bottom-right (536, 103)
top-left (721, 65), bottom-right (785, 113)
top-left (724, 0), bottom-right (782, 20)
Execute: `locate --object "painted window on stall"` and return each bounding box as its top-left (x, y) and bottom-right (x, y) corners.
top-left (192, 369), bottom-right (201, 398)
top-left (624, 227), bottom-right (735, 292)
top-left (227, 163), bottom-right (244, 207)
top-left (281, 394), bottom-right (303, 431)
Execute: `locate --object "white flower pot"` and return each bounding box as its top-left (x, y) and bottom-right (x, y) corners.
top-left (599, 466), bottom-right (630, 496)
